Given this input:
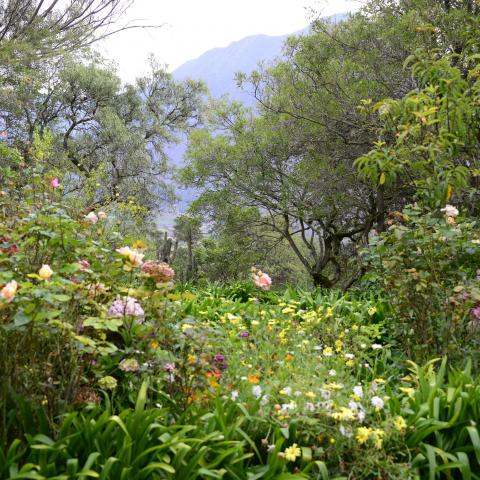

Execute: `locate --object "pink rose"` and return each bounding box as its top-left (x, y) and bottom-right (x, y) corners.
top-left (252, 270), bottom-right (272, 290)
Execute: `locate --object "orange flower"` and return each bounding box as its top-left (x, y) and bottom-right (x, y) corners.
top-left (247, 374), bottom-right (260, 384)
top-left (151, 340), bottom-right (159, 349)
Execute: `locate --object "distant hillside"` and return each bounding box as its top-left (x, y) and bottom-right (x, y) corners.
top-left (172, 13), bottom-right (347, 103)
top-left (173, 32), bottom-right (292, 104)
top-left (159, 14), bottom-right (348, 228)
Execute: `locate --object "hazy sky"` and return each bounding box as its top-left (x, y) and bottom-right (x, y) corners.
top-left (100, 0), bottom-right (362, 82)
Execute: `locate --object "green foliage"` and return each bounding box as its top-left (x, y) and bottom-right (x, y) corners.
top-left (356, 50), bottom-right (480, 207)
top-left (397, 359), bottom-right (480, 479)
top-left (366, 204), bottom-right (480, 364)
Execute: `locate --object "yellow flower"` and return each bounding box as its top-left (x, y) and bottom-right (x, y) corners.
top-left (368, 307), bottom-right (377, 316)
top-left (323, 346), bottom-right (334, 357)
top-left (393, 416), bottom-right (407, 433)
top-left (323, 382), bottom-right (343, 390)
top-left (132, 239), bottom-right (146, 250)
top-left (305, 391), bottom-right (316, 399)
top-left (356, 427), bottom-right (372, 445)
top-left (284, 443), bottom-right (301, 462)
top-left (38, 264), bottom-right (53, 280)
top-left (371, 429), bottom-right (385, 448)
top-left (331, 407), bottom-right (356, 421)
top-left (399, 387), bottom-right (415, 396)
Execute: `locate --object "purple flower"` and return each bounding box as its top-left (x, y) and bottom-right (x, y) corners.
top-left (471, 305), bottom-right (480, 321)
top-left (213, 354), bottom-right (227, 369)
top-left (164, 362), bottom-right (176, 373)
top-left (107, 296), bottom-right (144, 322)
top-left (239, 331), bottom-right (249, 338)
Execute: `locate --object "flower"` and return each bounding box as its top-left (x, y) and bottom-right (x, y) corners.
top-left (284, 443), bottom-right (301, 462)
top-left (371, 396), bottom-right (384, 409)
top-left (98, 376), bottom-right (117, 390)
top-left (393, 416), bottom-right (407, 433)
top-left (371, 343), bottom-right (383, 350)
top-left (441, 204), bottom-right (459, 218)
top-left (78, 260), bottom-right (91, 271)
top-left (116, 246), bottom-right (144, 267)
top-left (371, 429), bottom-right (385, 448)
top-left (231, 390), bottom-right (239, 401)
top-left (331, 407), bottom-right (356, 421)
top-left (353, 385), bottom-right (364, 398)
top-left (84, 212), bottom-right (98, 223)
top-left (367, 307), bottom-right (377, 316)
top-left (97, 211), bottom-right (107, 220)
top-left (164, 362), bottom-right (176, 372)
top-left (280, 386), bottom-right (292, 396)
top-left (471, 306), bottom-right (480, 321)
top-left (119, 358), bottom-right (140, 372)
top-left (252, 269), bottom-right (272, 290)
top-left (38, 264), bottom-right (53, 280)
top-left (356, 426), bottom-right (371, 445)
top-left (107, 296), bottom-right (145, 321)
top-left (141, 261), bottom-right (175, 282)
top-left (252, 385), bottom-right (262, 399)
top-left (323, 346), bottom-right (333, 357)
top-left (1, 280), bottom-right (17, 302)
top-left (50, 177), bottom-right (60, 188)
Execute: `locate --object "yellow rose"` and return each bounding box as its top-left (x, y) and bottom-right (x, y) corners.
top-left (38, 264), bottom-right (53, 280)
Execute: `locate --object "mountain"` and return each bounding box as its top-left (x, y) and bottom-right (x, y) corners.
top-left (158, 14), bottom-right (348, 229)
top-left (173, 32), bottom-right (294, 104)
top-left (172, 13), bottom-right (347, 103)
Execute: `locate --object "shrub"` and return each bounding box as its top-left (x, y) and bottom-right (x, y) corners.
top-left (367, 204), bottom-right (480, 364)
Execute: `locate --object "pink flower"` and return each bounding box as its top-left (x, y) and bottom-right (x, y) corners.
top-left (141, 261), bottom-right (175, 282)
top-left (78, 260), bottom-right (91, 271)
top-left (107, 296), bottom-right (144, 322)
top-left (1, 280), bottom-right (18, 302)
top-left (84, 212), bottom-right (98, 224)
top-left (471, 306), bottom-right (480, 321)
top-left (50, 177), bottom-right (60, 188)
top-left (252, 270), bottom-right (272, 290)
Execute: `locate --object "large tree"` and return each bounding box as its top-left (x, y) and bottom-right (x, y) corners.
top-left (1, 56), bottom-right (206, 211)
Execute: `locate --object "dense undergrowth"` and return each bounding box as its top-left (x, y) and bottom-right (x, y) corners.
top-left (1, 159), bottom-right (480, 479)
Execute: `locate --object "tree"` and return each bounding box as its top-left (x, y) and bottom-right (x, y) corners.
top-left (174, 214), bottom-right (202, 281)
top-left (183, 10), bottom-right (417, 287)
top-left (0, 0), bottom-right (146, 66)
top-left (0, 55), bottom-right (206, 212)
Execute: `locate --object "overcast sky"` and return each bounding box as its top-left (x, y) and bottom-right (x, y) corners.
top-left (100, 0), bottom-right (362, 82)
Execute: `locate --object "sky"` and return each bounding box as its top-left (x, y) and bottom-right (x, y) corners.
top-left (100, 0), bottom-right (362, 82)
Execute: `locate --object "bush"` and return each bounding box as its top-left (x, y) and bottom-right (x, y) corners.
top-left (367, 204), bottom-right (480, 365)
